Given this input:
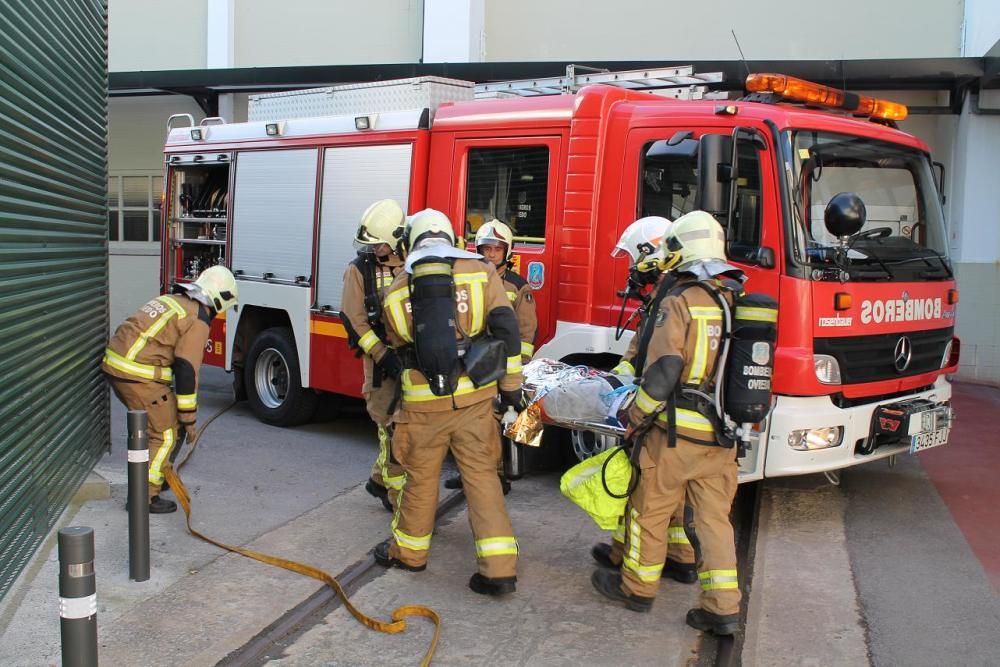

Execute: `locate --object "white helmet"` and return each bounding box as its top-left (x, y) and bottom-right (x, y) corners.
top-left (185, 265), bottom-right (238, 313)
top-left (355, 199), bottom-right (405, 249)
top-left (475, 219), bottom-right (514, 262)
top-left (403, 208), bottom-right (455, 252)
top-left (612, 216), bottom-right (672, 266)
top-left (661, 210), bottom-right (727, 270)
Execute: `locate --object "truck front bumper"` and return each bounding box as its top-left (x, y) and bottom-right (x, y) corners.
top-left (762, 376), bottom-right (952, 478)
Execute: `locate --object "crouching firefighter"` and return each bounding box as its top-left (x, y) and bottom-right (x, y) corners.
top-left (445, 218), bottom-right (537, 493)
top-left (340, 199), bottom-right (407, 512)
top-left (373, 208), bottom-right (525, 597)
top-left (591, 210), bottom-right (776, 637)
top-left (591, 216), bottom-right (700, 586)
top-left (102, 266), bottom-right (239, 513)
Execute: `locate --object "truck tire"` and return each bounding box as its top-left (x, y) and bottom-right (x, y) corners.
top-left (244, 327), bottom-right (318, 426)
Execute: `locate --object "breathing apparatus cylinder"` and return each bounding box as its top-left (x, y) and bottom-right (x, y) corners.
top-left (501, 407), bottom-right (525, 480)
top-left (724, 293), bottom-right (778, 427)
top-left (409, 260), bottom-right (461, 396)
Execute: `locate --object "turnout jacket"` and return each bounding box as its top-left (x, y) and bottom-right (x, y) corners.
top-left (381, 259), bottom-right (523, 412)
top-left (497, 266), bottom-right (538, 362)
top-left (102, 293), bottom-right (212, 416)
top-left (341, 253), bottom-right (403, 394)
top-left (624, 277), bottom-right (732, 444)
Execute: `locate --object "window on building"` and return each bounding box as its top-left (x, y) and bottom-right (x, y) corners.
top-left (465, 146), bottom-right (549, 243)
top-left (108, 175), bottom-right (163, 243)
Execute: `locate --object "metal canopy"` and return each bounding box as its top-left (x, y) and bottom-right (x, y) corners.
top-left (108, 57), bottom-right (1000, 115)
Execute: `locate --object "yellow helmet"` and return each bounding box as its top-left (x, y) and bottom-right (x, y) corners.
top-left (355, 199), bottom-right (406, 248)
top-left (475, 219), bottom-right (514, 262)
top-left (191, 265), bottom-right (238, 313)
top-left (661, 210), bottom-right (727, 270)
top-left (403, 208), bottom-right (455, 252)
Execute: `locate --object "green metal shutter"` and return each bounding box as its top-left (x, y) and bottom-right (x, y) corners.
top-left (0, 0), bottom-right (109, 600)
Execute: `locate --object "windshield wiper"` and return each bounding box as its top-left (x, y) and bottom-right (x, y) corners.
top-left (847, 241), bottom-right (895, 280)
top-left (887, 251), bottom-right (954, 279)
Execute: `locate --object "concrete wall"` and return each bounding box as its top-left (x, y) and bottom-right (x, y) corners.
top-left (233, 0), bottom-right (422, 67)
top-left (483, 1), bottom-right (962, 61)
top-left (963, 0), bottom-right (1000, 57)
top-left (108, 96), bottom-right (205, 328)
top-left (109, 0), bottom-right (207, 71)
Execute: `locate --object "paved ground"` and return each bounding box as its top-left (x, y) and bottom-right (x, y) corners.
top-left (1, 377), bottom-right (998, 667)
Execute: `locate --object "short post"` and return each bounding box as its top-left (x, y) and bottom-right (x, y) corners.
top-left (127, 410), bottom-right (150, 582)
top-left (58, 527), bottom-right (98, 667)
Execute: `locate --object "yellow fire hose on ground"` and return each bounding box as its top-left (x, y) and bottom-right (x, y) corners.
top-left (162, 402), bottom-right (441, 666)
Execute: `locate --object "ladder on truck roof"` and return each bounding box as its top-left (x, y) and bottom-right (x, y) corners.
top-left (474, 64), bottom-right (726, 100)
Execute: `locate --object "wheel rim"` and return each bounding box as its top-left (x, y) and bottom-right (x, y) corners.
top-left (254, 348), bottom-right (290, 409)
top-left (570, 429), bottom-right (618, 461)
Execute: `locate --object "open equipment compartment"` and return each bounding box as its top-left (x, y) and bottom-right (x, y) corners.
top-left (164, 152), bottom-right (232, 283)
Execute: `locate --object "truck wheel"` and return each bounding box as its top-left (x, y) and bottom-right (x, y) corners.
top-left (570, 430), bottom-right (618, 462)
top-left (244, 327), bottom-right (318, 426)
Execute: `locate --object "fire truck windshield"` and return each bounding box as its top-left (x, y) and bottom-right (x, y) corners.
top-left (784, 130), bottom-right (951, 281)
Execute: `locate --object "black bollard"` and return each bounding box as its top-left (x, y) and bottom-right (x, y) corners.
top-left (58, 526), bottom-right (98, 667)
top-left (127, 409), bottom-right (150, 582)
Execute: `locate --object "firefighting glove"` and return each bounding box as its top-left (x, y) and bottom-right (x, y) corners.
top-left (499, 388), bottom-right (527, 413)
top-left (178, 414), bottom-right (198, 444)
top-left (377, 350), bottom-right (404, 380)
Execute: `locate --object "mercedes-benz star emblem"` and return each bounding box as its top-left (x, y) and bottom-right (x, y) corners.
top-left (893, 336), bottom-right (913, 373)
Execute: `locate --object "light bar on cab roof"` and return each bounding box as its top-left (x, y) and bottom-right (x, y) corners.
top-left (746, 73), bottom-right (908, 121)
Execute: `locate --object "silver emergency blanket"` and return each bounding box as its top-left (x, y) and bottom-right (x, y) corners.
top-left (523, 359), bottom-right (636, 426)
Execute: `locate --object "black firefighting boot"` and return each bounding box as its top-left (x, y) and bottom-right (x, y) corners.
top-left (686, 608), bottom-right (740, 636)
top-left (365, 478), bottom-right (393, 512)
top-left (445, 474), bottom-right (510, 495)
top-left (590, 569), bottom-right (654, 613)
top-left (468, 573), bottom-right (517, 596)
top-left (373, 540), bottom-right (426, 572)
top-left (664, 558), bottom-right (698, 584)
top-left (591, 543), bottom-right (620, 569)
top-left (149, 495), bottom-right (177, 514)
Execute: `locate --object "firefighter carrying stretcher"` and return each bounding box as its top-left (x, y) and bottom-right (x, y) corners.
top-left (592, 216), bottom-right (699, 585)
top-left (590, 211), bottom-right (746, 636)
top-left (372, 208), bottom-right (525, 596)
top-left (445, 219), bottom-right (537, 494)
top-left (102, 266), bottom-right (239, 514)
top-left (340, 199), bottom-right (407, 512)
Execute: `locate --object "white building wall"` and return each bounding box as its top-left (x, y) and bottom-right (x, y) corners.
top-left (107, 96), bottom-right (206, 328)
top-left (233, 0), bottom-right (422, 67)
top-left (108, 0), bottom-right (207, 71)
top-left (963, 0), bottom-right (1000, 56)
top-left (482, 0), bottom-right (962, 60)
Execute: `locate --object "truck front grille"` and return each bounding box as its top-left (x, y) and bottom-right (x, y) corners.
top-left (814, 327), bottom-right (953, 385)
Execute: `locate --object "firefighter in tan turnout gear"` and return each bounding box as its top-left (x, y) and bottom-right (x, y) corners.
top-left (340, 199), bottom-right (407, 512)
top-left (102, 266), bottom-right (238, 513)
top-left (591, 211), bottom-right (744, 636)
top-left (373, 209), bottom-right (524, 596)
top-left (592, 216), bottom-right (699, 585)
top-left (445, 218), bottom-right (537, 493)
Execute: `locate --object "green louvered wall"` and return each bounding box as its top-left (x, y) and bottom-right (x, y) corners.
top-left (0, 0), bottom-right (109, 600)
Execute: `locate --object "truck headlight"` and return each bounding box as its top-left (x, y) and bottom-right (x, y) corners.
top-left (814, 354), bottom-right (841, 384)
top-left (788, 426), bottom-right (844, 451)
top-left (940, 339), bottom-right (953, 369)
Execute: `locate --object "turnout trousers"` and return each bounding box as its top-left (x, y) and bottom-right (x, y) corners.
top-left (107, 378), bottom-right (179, 499)
top-left (365, 372), bottom-right (405, 507)
top-left (609, 503), bottom-right (696, 566)
top-left (620, 428), bottom-right (740, 614)
top-left (389, 399), bottom-right (518, 579)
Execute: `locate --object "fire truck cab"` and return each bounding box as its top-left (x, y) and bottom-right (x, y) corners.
top-left (161, 69), bottom-right (958, 481)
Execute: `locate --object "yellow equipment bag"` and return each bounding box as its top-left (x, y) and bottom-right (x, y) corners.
top-left (560, 446), bottom-right (634, 530)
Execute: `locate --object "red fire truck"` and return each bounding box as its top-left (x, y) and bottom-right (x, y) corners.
top-left (160, 67), bottom-right (958, 481)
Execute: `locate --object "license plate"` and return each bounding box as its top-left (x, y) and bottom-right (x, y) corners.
top-left (910, 427), bottom-right (949, 453)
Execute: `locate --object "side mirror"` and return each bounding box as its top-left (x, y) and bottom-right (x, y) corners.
top-left (824, 192), bottom-right (866, 239)
top-left (756, 246), bottom-right (776, 269)
top-left (696, 134), bottom-right (731, 218)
